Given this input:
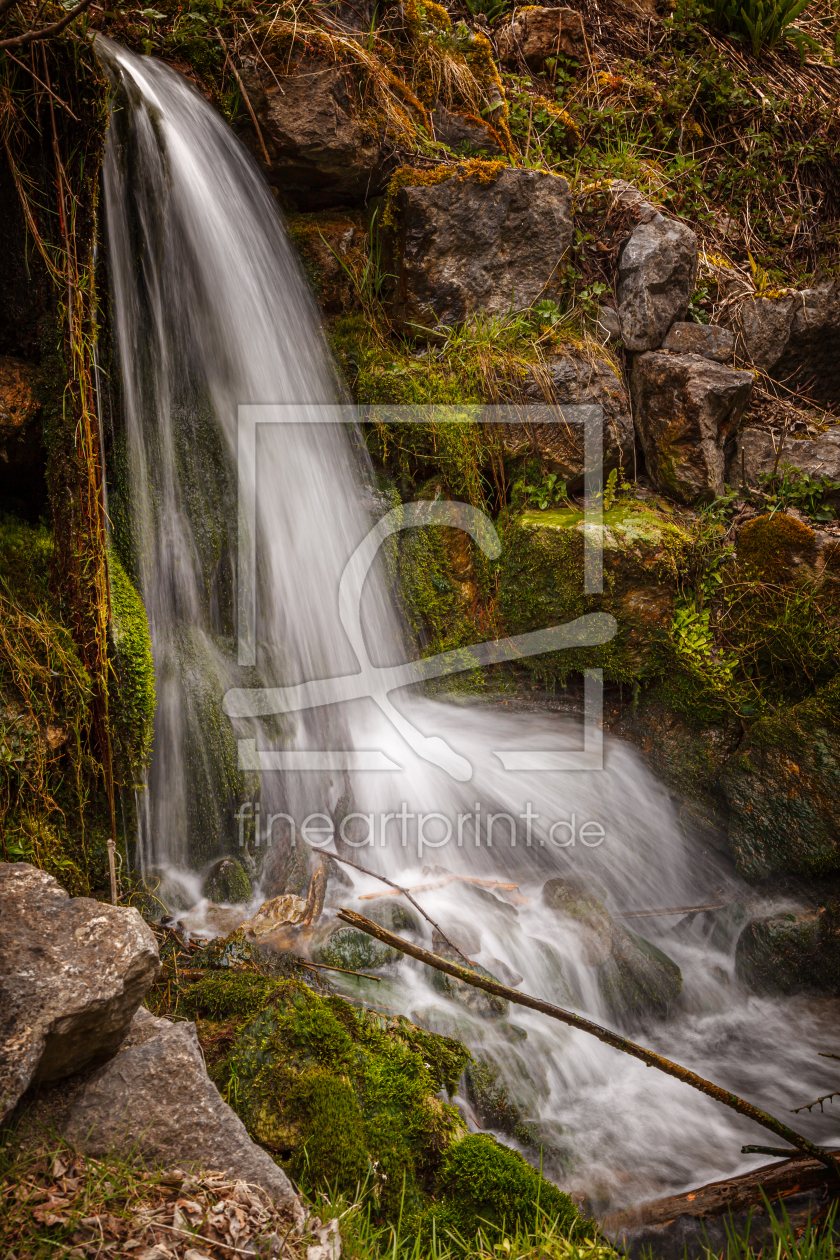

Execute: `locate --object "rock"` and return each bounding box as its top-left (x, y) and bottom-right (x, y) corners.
top-left (617, 217), bottom-right (699, 351)
top-left (62, 1017), bottom-right (303, 1214)
top-left (431, 105), bottom-right (504, 156)
top-left (596, 305), bottom-right (622, 340)
top-left (307, 1217), bottom-right (342, 1260)
top-left (729, 425), bottom-right (840, 491)
top-left (314, 926), bottom-right (402, 970)
top-left (725, 282), bottom-right (840, 405)
top-left (499, 349), bottom-right (635, 486)
top-left (390, 166), bottom-right (573, 332)
top-left (631, 352), bottom-right (754, 503)
top-left (192, 928), bottom-right (265, 971)
top-left (433, 922), bottom-right (482, 956)
top-left (735, 906), bottom-right (840, 995)
top-left (735, 512), bottom-right (818, 584)
top-left (0, 863), bottom-right (159, 1125)
top-left (661, 322), bottom-right (734, 362)
top-left (287, 213), bottom-right (363, 313)
top-left (496, 8), bottom-right (587, 72)
top-left (428, 955), bottom-right (510, 1019)
top-left (0, 355), bottom-right (44, 518)
top-left (203, 857), bottom-right (252, 904)
top-left (240, 55), bottom-right (394, 209)
top-left (542, 876), bottom-right (682, 1022)
top-left (722, 714), bottom-right (840, 881)
top-left (367, 896), bottom-right (421, 933)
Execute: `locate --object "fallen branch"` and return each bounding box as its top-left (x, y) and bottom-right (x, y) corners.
top-left (329, 855), bottom-right (474, 968)
top-left (215, 28), bottom-right (271, 167)
top-left (301, 959), bottom-right (381, 983)
top-left (0, 0), bottom-right (98, 50)
top-left (619, 902), bottom-right (726, 918)
top-left (338, 907), bottom-right (840, 1173)
top-left (358, 874), bottom-right (520, 901)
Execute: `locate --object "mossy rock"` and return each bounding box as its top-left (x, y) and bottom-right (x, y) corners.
top-left (722, 681), bottom-right (840, 881)
top-left (737, 513), bottom-right (817, 584)
top-left (597, 929), bottom-right (682, 1024)
top-left (427, 955), bottom-right (510, 1019)
top-left (366, 896), bottom-right (422, 933)
top-left (192, 928), bottom-right (264, 972)
top-left (108, 549), bottom-right (155, 784)
top-left (194, 973), bottom-right (470, 1217)
top-left (430, 1132), bottom-right (579, 1242)
top-left (203, 858), bottom-right (252, 905)
top-left (465, 1055), bottom-right (565, 1172)
top-left (314, 926), bottom-right (403, 971)
top-left (735, 905), bottom-right (840, 995)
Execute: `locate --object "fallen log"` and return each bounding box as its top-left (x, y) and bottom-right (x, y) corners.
top-left (337, 906), bottom-right (840, 1173)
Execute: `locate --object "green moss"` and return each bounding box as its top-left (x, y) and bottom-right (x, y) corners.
top-left (315, 927), bottom-right (402, 971)
top-left (735, 904), bottom-right (840, 995)
top-left (435, 1132), bottom-right (579, 1241)
top-left (108, 549), bottom-right (155, 784)
top-left (204, 858), bottom-right (252, 904)
top-left (182, 971), bottom-right (282, 1020)
top-left (737, 513), bottom-right (816, 584)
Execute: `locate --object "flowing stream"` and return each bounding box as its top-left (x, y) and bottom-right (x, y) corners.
top-left (99, 39), bottom-right (840, 1215)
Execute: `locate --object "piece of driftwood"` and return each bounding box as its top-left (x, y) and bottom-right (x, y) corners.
top-left (337, 906), bottom-right (840, 1172)
top-left (359, 875), bottom-right (521, 900)
top-left (603, 1151), bottom-right (840, 1260)
top-left (619, 903), bottom-right (726, 918)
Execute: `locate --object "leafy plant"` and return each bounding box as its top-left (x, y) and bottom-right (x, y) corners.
top-left (711, 0), bottom-right (820, 61)
top-left (524, 471), bottom-right (569, 510)
top-left (464, 0), bottom-right (512, 24)
top-left (760, 463), bottom-right (840, 522)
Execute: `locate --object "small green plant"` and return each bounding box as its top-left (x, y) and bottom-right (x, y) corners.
top-left (464, 0), bottom-right (512, 24)
top-left (759, 464), bottom-right (840, 522)
top-left (525, 471), bottom-right (569, 510)
top-left (711, 0), bottom-right (820, 61)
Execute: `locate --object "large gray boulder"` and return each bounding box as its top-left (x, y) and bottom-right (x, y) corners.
top-left (729, 424), bottom-right (840, 490)
top-left (631, 352), bottom-right (754, 503)
top-left (499, 350), bottom-right (635, 486)
top-left (63, 1012), bottom-right (303, 1215)
top-left (390, 166), bottom-right (573, 332)
top-left (661, 321), bottom-right (734, 362)
top-left (239, 55), bottom-right (393, 209)
top-left (0, 863), bottom-right (159, 1124)
top-left (735, 907), bottom-right (840, 995)
top-left (618, 217), bottom-right (699, 351)
top-left (725, 282), bottom-right (840, 404)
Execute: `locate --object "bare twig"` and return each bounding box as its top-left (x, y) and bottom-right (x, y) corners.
top-left (619, 902), bottom-right (726, 918)
top-left (359, 875), bottom-right (520, 900)
top-left (215, 27), bottom-right (271, 167)
top-left (338, 907), bottom-right (840, 1173)
top-left (2, 47), bottom-right (79, 118)
top-left (301, 959), bottom-right (382, 982)
top-left (329, 855), bottom-right (474, 967)
top-left (0, 0), bottom-right (98, 51)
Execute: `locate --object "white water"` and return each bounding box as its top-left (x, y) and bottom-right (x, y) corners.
top-left (100, 41), bottom-right (840, 1213)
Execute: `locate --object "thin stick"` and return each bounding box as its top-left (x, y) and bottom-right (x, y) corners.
top-left (2, 48), bottom-right (80, 119)
top-left (215, 28), bottom-right (272, 167)
top-left (0, 0), bottom-right (97, 50)
top-left (302, 960), bottom-right (381, 983)
top-left (329, 855), bottom-right (474, 967)
top-left (359, 875), bottom-right (520, 900)
top-left (337, 907), bottom-right (840, 1173)
top-left (619, 902), bottom-right (726, 918)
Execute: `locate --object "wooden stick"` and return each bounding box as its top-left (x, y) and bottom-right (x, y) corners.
top-left (215, 28), bottom-right (272, 167)
top-left (301, 960), bottom-right (381, 983)
top-left (328, 855), bottom-right (474, 968)
top-left (619, 903), bottom-right (726, 918)
top-left (337, 907), bottom-right (840, 1173)
top-left (358, 875), bottom-right (520, 901)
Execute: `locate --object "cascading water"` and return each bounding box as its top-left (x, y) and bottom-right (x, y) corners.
top-left (99, 38), bottom-right (839, 1214)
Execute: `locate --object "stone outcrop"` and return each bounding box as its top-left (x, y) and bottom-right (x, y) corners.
top-left (617, 217), bottom-right (699, 351)
top-left (735, 906), bottom-right (840, 995)
top-left (431, 106), bottom-right (504, 156)
top-left (0, 863), bottom-right (159, 1124)
top-left (729, 424), bottom-right (840, 491)
top-left (726, 282), bottom-right (840, 405)
top-left (542, 877), bottom-right (682, 1023)
top-left (661, 321), bottom-right (734, 362)
top-left (239, 55), bottom-right (394, 209)
top-left (499, 350), bottom-right (635, 485)
top-left (62, 1010), bottom-right (303, 1213)
top-left (496, 8), bottom-right (587, 72)
top-left (390, 166), bottom-right (573, 331)
top-left (631, 352), bottom-right (754, 503)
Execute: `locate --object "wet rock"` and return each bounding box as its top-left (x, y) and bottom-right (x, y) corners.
top-left (431, 105), bottom-right (504, 155)
top-left (314, 926), bottom-right (402, 971)
top-left (203, 857), bottom-right (252, 905)
top-left (661, 322), bottom-right (735, 362)
top-left (729, 425), bottom-right (840, 492)
top-left (0, 863), bottom-right (159, 1125)
top-left (465, 1054), bottom-right (563, 1173)
top-left (390, 166), bottom-right (573, 332)
top-left (496, 8), bottom-right (586, 72)
top-left (367, 896), bottom-right (421, 933)
top-left (239, 56), bottom-right (394, 209)
top-left (287, 213), bottom-right (363, 313)
top-left (243, 893), bottom-right (308, 938)
top-left (192, 928), bottom-right (264, 971)
top-left (433, 922), bottom-right (481, 956)
top-left (499, 350), bottom-right (634, 486)
top-left (542, 877), bottom-right (682, 1022)
top-left (62, 1017), bottom-right (302, 1213)
top-left (722, 708), bottom-right (840, 881)
top-left (735, 906), bottom-right (840, 995)
top-left (631, 352), bottom-right (754, 503)
top-left (725, 282), bottom-right (840, 405)
top-left (617, 217), bottom-right (699, 350)
top-left (427, 955), bottom-right (510, 1019)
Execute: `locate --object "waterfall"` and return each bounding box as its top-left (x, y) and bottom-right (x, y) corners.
top-left (99, 39), bottom-right (839, 1211)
